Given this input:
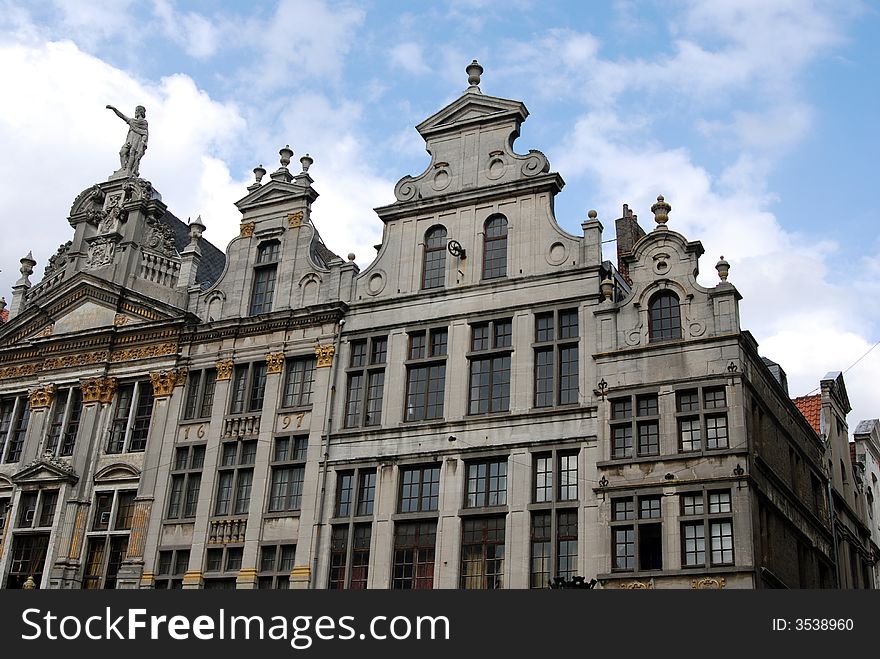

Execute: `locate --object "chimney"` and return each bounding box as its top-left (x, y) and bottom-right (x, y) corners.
top-left (615, 204), bottom-right (645, 285)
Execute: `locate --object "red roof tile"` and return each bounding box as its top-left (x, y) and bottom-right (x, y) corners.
top-left (0, 308), bottom-right (7, 323)
top-left (793, 395), bottom-right (822, 434)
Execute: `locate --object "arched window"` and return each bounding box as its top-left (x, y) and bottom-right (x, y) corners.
top-left (422, 226), bottom-right (447, 289)
top-left (648, 291), bottom-right (681, 341)
top-left (250, 240), bottom-right (280, 315)
top-left (483, 215), bottom-right (508, 280)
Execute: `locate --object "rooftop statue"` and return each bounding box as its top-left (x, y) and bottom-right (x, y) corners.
top-left (106, 104), bottom-right (149, 177)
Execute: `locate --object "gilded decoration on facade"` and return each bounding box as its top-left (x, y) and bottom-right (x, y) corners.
top-left (315, 344), bottom-right (335, 368)
top-left (216, 359), bottom-right (235, 381)
top-left (109, 342), bottom-right (178, 362)
top-left (266, 352), bottom-right (285, 374)
top-left (28, 384), bottom-right (56, 409)
top-left (80, 376), bottom-right (118, 404)
top-left (0, 363), bottom-right (41, 379)
top-left (287, 211), bottom-right (304, 228)
top-left (691, 577), bottom-right (726, 589)
top-left (619, 580), bottom-right (654, 590)
top-left (150, 368), bottom-right (186, 397)
top-left (240, 222), bottom-right (256, 238)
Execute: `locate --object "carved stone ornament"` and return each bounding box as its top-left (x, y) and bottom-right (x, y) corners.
top-left (315, 344), bottom-right (335, 368)
top-left (109, 343), bottom-right (177, 363)
top-left (240, 222), bottom-right (256, 238)
top-left (175, 367), bottom-right (188, 387)
top-left (69, 184), bottom-right (105, 219)
top-left (288, 211), bottom-right (304, 228)
top-left (691, 577), bottom-right (725, 589)
top-left (35, 324), bottom-right (54, 338)
top-left (114, 313), bottom-right (128, 327)
top-left (85, 236), bottom-right (119, 269)
top-left (43, 241), bottom-right (73, 278)
top-left (98, 193), bottom-right (126, 234)
top-left (149, 368), bottom-right (186, 397)
top-left (28, 384), bottom-right (56, 409)
top-left (144, 215), bottom-right (177, 256)
top-left (216, 359), bottom-right (235, 381)
top-left (80, 376), bottom-right (118, 404)
top-left (266, 352), bottom-right (285, 375)
top-left (619, 580), bottom-right (654, 590)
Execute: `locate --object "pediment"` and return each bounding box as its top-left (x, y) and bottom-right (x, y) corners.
top-left (0, 276), bottom-right (182, 348)
top-left (94, 463), bottom-right (141, 483)
top-left (416, 93), bottom-right (528, 136)
top-left (12, 453), bottom-right (79, 485)
top-left (235, 179), bottom-right (317, 213)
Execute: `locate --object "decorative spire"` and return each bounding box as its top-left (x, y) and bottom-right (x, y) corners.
top-left (716, 255), bottom-right (730, 282)
top-left (17, 251), bottom-right (36, 286)
top-left (188, 215), bottom-right (206, 243)
top-left (466, 59), bottom-right (483, 93)
top-left (651, 194), bottom-right (671, 229)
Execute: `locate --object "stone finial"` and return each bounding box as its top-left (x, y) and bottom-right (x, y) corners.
top-left (254, 164), bottom-right (266, 184)
top-left (16, 251), bottom-right (36, 287)
top-left (300, 154), bottom-right (313, 173)
top-left (188, 215), bottom-right (205, 242)
top-left (651, 194), bottom-right (671, 229)
top-left (347, 253), bottom-right (356, 262)
top-left (279, 145), bottom-right (293, 169)
top-left (600, 277), bottom-right (614, 301)
top-left (588, 210), bottom-right (598, 220)
top-left (716, 255), bottom-right (730, 282)
top-left (466, 59), bottom-right (483, 92)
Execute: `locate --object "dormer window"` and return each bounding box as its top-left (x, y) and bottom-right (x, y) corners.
top-left (422, 226), bottom-right (447, 290)
top-left (250, 240), bottom-right (280, 315)
top-left (482, 215), bottom-right (508, 280)
top-left (648, 291), bottom-right (681, 342)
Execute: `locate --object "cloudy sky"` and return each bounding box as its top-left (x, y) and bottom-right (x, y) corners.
top-left (1, 0), bottom-right (878, 427)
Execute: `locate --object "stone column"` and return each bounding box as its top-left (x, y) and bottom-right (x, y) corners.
top-left (21, 385), bottom-right (56, 464)
top-left (436, 456), bottom-right (463, 588)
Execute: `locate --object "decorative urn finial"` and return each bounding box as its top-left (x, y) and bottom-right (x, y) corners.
top-left (300, 153), bottom-right (313, 173)
top-left (651, 194), bottom-right (671, 228)
top-left (279, 145), bottom-right (293, 169)
top-left (466, 59), bottom-right (483, 91)
top-left (254, 164), bottom-right (266, 184)
top-left (716, 256), bottom-right (730, 282)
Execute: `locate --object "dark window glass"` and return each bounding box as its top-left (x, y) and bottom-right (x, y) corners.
top-left (482, 215), bottom-right (508, 279)
top-left (422, 226), bottom-right (447, 289)
top-left (648, 291), bottom-right (681, 341)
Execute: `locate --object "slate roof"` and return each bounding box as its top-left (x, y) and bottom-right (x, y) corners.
top-left (163, 210), bottom-right (226, 290)
top-left (793, 394), bottom-right (822, 435)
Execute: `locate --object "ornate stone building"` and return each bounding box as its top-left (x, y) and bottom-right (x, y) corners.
top-left (0, 62), bottom-right (874, 589)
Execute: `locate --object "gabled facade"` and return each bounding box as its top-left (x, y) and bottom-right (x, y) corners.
top-left (0, 62), bottom-right (872, 590)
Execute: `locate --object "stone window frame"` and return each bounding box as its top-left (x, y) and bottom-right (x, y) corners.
top-left (15, 488), bottom-right (59, 530)
top-left (391, 519), bottom-right (437, 590)
top-left (44, 386), bottom-right (84, 457)
top-left (212, 438), bottom-right (257, 517)
top-left (609, 492), bottom-right (664, 573)
top-left (266, 435), bottom-right (308, 514)
top-left (280, 356), bottom-right (316, 409)
top-left (181, 368), bottom-right (217, 421)
top-left (154, 547), bottom-right (190, 589)
top-left (165, 443), bottom-right (206, 521)
top-left (530, 508), bottom-right (579, 588)
top-left (404, 327), bottom-right (448, 422)
top-left (249, 239), bottom-right (281, 316)
top-left (674, 383), bottom-right (730, 454)
top-left (82, 487), bottom-right (137, 589)
top-left (228, 361), bottom-right (268, 416)
top-left (459, 514), bottom-right (506, 589)
top-left (609, 392), bottom-right (661, 460)
top-left (421, 224), bottom-right (448, 290)
top-left (107, 380), bottom-right (154, 454)
top-left (466, 317), bottom-right (513, 416)
top-left (257, 543), bottom-right (296, 589)
top-left (533, 308), bottom-right (580, 409)
top-left (204, 545), bottom-right (244, 588)
top-left (0, 393), bottom-right (29, 463)
top-left (481, 214), bottom-right (509, 280)
top-left (647, 290), bottom-right (682, 342)
top-left (679, 488), bottom-right (735, 569)
top-left (343, 335), bottom-right (387, 428)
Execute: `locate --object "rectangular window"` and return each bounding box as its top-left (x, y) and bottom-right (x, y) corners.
top-left (267, 436), bottom-right (307, 513)
top-left (344, 337), bottom-right (387, 428)
top-left (533, 450), bottom-right (579, 503)
top-left (530, 510), bottom-right (578, 588)
top-left (357, 470), bottom-right (377, 517)
top-left (182, 369), bottom-right (217, 420)
top-left (680, 489), bottom-right (735, 567)
top-left (17, 490), bottom-right (58, 529)
top-left (45, 388), bottom-right (83, 457)
top-left (155, 549), bottom-right (189, 589)
top-left (399, 465), bottom-right (440, 513)
top-left (465, 459), bottom-right (508, 508)
top-left (7, 534), bottom-right (49, 588)
top-left (214, 440), bottom-right (256, 516)
top-left (611, 494), bottom-right (663, 572)
top-left (258, 544), bottom-right (296, 589)
top-left (392, 521), bottom-right (436, 589)
top-left (610, 393), bottom-right (659, 459)
top-left (677, 385), bottom-right (730, 453)
top-left (107, 382), bottom-right (153, 454)
top-left (460, 516), bottom-right (505, 589)
top-left (328, 523), bottom-right (371, 590)
top-left (228, 363), bottom-right (267, 415)
top-left (468, 319), bottom-right (512, 415)
top-left (204, 546), bottom-right (244, 588)
top-left (250, 256), bottom-right (278, 315)
top-left (282, 357), bottom-right (316, 408)
top-left (166, 444), bottom-right (205, 520)
top-left (405, 329), bottom-right (447, 422)
top-left (1, 395), bottom-right (29, 463)
top-left (83, 489), bottom-right (137, 589)
top-left (534, 309), bottom-right (579, 407)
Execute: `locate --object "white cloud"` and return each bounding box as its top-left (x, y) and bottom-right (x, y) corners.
top-left (152, 0), bottom-right (221, 59)
top-left (389, 42), bottom-right (431, 75)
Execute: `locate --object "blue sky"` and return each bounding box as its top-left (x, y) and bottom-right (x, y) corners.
top-left (1, 0), bottom-right (879, 426)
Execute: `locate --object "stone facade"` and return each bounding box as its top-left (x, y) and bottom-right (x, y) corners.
top-left (0, 63), bottom-right (874, 590)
